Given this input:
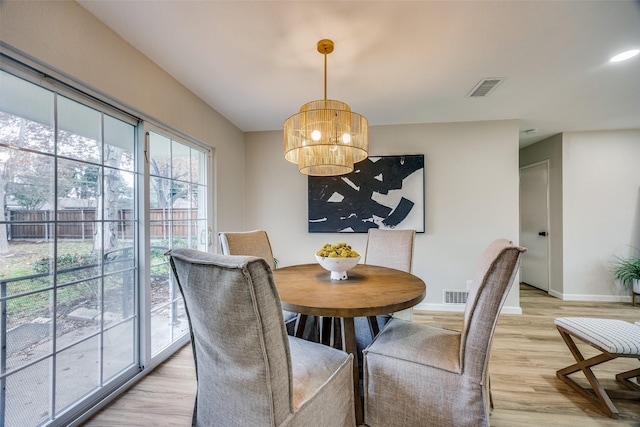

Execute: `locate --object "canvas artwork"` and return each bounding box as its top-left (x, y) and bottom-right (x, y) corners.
top-left (308, 155), bottom-right (425, 233)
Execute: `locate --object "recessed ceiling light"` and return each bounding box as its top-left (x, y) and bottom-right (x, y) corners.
top-left (609, 49), bottom-right (640, 63)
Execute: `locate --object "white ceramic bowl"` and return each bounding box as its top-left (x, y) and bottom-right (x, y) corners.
top-left (315, 255), bottom-right (361, 280)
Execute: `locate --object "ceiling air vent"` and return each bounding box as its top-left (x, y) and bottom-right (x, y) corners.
top-left (467, 77), bottom-right (505, 98)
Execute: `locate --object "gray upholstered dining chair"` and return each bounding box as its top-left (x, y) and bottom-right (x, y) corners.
top-left (168, 249), bottom-right (355, 427)
top-left (363, 239), bottom-right (526, 427)
top-left (218, 230), bottom-right (277, 269)
top-left (363, 228), bottom-right (416, 321)
top-left (218, 230), bottom-right (298, 332)
top-left (354, 229), bottom-right (416, 352)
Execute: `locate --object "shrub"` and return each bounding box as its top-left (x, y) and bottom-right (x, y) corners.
top-left (33, 252), bottom-right (100, 274)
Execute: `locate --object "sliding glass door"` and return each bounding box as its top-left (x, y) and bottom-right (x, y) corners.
top-left (0, 66), bottom-right (211, 426)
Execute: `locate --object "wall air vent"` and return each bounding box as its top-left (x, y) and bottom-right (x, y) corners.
top-left (444, 290), bottom-right (469, 304)
top-left (467, 77), bottom-right (505, 98)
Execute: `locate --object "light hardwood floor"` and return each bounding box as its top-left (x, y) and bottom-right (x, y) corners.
top-left (84, 285), bottom-right (640, 426)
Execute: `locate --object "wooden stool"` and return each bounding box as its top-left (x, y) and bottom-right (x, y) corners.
top-left (555, 317), bottom-right (640, 418)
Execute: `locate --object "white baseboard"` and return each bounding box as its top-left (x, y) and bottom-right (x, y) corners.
top-left (415, 302), bottom-right (522, 315)
top-left (548, 289), bottom-right (632, 303)
top-left (415, 291), bottom-right (632, 315)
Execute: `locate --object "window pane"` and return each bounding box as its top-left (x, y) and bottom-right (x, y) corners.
top-left (2, 235), bottom-right (54, 289)
top-left (149, 176), bottom-right (172, 210)
top-left (0, 71), bottom-right (54, 154)
top-left (57, 96), bottom-right (101, 163)
top-left (112, 169), bottom-right (135, 213)
top-left (195, 219), bottom-right (209, 251)
top-left (149, 132), bottom-right (171, 178)
top-left (171, 140), bottom-right (190, 181)
top-left (104, 270), bottom-right (135, 319)
top-left (54, 240), bottom-right (100, 286)
top-left (172, 298), bottom-right (189, 342)
top-left (103, 166), bottom-right (134, 213)
top-left (56, 279), bottom-right (101, 345)
top-left (150, 264), bottom-right (171, 354)
top-left (104, 115), bottom-right (134, 171)
top-left (103, 229), bottom-right (135, 274)
top-left (6, 149), bottom-right (55, 211)
top-left (55, 212), bottom-right (95, 240)
top-left (172, 181), bottom-right (190, 209)
top-left (191, 148), bottom-right (206, 184)
top-left (171, 220), bottom-right (192, 249)
top-left (5, 291), bottom-right (54, 373)
top-left (193, 183), bottom-right (207, 219)
top-left (103, 320), bottom-right (136, 381)
top-left (55, 337), bottom-right (100, 413)
top-left (57, 158), bottom-right (99, 215)
top-left (5, 358), bottom-right (52, 426)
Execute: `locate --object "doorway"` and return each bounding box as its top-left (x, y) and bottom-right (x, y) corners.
top-left (520, 161), bottom-right (550, 292)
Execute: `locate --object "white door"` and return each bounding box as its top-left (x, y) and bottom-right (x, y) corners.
top-left (520, 161), bottom-right (550, 291)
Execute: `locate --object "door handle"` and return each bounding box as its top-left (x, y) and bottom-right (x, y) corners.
top-left (538, 231), bottom-right (548, 237)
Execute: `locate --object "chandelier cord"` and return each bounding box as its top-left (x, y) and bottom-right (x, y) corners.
top-left (323, 45), bottom-right (328, 102)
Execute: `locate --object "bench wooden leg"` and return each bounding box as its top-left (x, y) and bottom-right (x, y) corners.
top-left (616, 367), bottom-right (640, 392)
top-left (556, 326), bottom-right (620, 418)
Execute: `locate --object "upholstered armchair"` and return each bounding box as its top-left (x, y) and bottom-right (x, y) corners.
top-left (168, 249), bottom-right (355, 427)
top-left (363, 239), bottom-right (526, 427)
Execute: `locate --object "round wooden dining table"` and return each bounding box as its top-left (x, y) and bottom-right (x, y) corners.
top-left (273, 262), bottom-right (426, 425)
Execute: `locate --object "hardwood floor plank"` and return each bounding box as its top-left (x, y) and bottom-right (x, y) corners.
top-left (84, 284), bottom-right (640, 426)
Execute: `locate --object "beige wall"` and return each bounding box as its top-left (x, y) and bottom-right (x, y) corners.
top-left (245, 120), bottom-right (522, 311)
top-left (562, 130), bottom-right (640, 300)
top-left (0, 0), bottom-right (246, 233)
top-left (2, 1), bottom-right (523, 311)
top-left (521, 130), bottom-right (640, 301)
top-left (520, 134), bottom-right (564, 296)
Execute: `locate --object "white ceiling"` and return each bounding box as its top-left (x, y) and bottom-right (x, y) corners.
top-left (77, 0), bottom-right (640, 147)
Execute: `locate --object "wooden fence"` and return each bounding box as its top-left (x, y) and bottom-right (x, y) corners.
top-left (7, 209), bottom-right (200, 241)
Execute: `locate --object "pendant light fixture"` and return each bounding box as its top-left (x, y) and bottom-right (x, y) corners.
top-left (283, 39), bottom-right (368, 176)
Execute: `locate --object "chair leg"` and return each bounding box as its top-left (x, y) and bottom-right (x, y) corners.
top-left (331, 317), bottom-right (342, 349)
top-left (318, 316), bottom-right (328, 345)
top-left (367, 316), bottom-right (380, 337)
top-left (294, 314), bottom-right (308, 338)
top-left (489, 376), bottom-right (494, 410)
top-left (556, 326), bottom-right (619, 418)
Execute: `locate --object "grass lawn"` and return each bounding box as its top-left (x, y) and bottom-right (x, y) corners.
top-left (1, 240), bottom-right (94, 279)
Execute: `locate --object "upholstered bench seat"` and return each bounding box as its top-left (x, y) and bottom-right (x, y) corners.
top-left (554, 317), bottom-right (640, 418)
top-left (555, 317), bottom-right (640, 355)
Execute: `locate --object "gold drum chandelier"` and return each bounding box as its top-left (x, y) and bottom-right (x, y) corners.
top-left (283, 39), bottom-right (368, 176)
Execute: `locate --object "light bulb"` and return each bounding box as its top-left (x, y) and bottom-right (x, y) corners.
top-left (330, 144), bottom-right (338, 152)
top-left (341, 133), bottom-right (351, 144)
top-left (311, 130), bottom-right (321, 141)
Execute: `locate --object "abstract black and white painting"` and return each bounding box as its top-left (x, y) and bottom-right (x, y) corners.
top-left (308, 155), bottom-right (424, 233)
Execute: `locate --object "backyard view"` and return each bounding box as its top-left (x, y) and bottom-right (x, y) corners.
top-left (1, 239), bottom-right (180, 426)
top-left (0, 69), bottom-right (208, 426)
